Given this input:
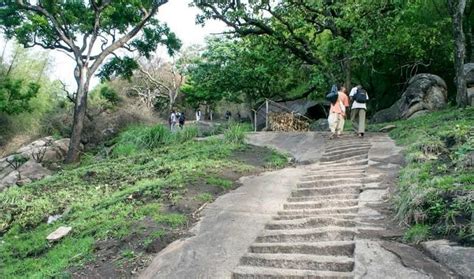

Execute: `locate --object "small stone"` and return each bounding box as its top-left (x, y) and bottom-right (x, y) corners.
top-left (47, 226), bottom-right (72, 241)
top-left (379, 125), bottom-right (397, 133)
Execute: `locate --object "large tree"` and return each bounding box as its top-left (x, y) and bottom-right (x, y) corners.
top-left (0, 0), bottom-right (180, 162)
top-left (448, 0), bottom-right (469, 107)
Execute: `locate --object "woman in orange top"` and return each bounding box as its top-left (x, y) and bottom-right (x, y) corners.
top-left (328, 85), bottom-right (350, 139)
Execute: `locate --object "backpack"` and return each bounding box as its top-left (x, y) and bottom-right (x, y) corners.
top-left (325, 84), bottom-right (339, 104)
top-left (354, 88), bottom-right (368, 103)
top-left (179, 113), bottom-right (185, 122)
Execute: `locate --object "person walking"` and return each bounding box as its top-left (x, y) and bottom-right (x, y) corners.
top-left (170, 110), bottom-right (177, 132)
top-left (349, 85), bottom-right (369, 137)
top-left (195, 109), bottom-right (201, 122)
top-left (328, 85), bottom-right (349, 139)
top-left (178, 112), bottom-right (185, 129)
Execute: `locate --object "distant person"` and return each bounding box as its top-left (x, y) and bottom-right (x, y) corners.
top-left (225, 110), bottom-right (232, 121)
top-left (170, 110), bottom-right (177, 132)
top-left (349, 85), bottom-right (369, 137)
top-left (195, 109), bottom-right (201, 122)
top-left (237, 111), bottom-right (241, 122)
top-left (328, 84), bottom-right (349, 139)
top-left (179, 112), bottom-right (185, 129)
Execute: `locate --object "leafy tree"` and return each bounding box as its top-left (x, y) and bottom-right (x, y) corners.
top-left (0, 76), bottom-right (39, 114)
top-left (1, 0), bottom-right (181, 162)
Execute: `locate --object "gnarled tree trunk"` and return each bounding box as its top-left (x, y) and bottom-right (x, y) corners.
top-left (449, 0), bottom-right (468, 107)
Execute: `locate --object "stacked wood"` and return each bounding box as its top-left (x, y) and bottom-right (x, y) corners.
top-left (268, 112), bottom-right (310, 132)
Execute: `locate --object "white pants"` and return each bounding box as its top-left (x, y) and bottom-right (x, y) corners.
top-left (328, 112), bottom-right (344, 134)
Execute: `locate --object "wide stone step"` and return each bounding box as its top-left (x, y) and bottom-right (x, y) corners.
top-left (232, 266), bottom-right (354, 279)
top-left (319, 156), bottom-right (368, 165)
top-left (325, 144), bottom-right (371, 153)
top-left (300, 174), bottom-right (364, 182)
top-left (249, 241), bottom-right (355, 256)
top-left (239, 253), bottom-right (354, 272)
top-left (320, 151), bottom-right (369, 162)
top-left (283, 200), bottom-right (359, 210)
top-left (266, 217), bottom-right (357, 230)
top-left (273, 213), bottom-right (358, 221)
top-left (278, 206), bottom-right (359, 216)
top-left (297, 179), bottom-right (362, 188)
top-left (287, 194), bottom-right (359, 203)
top-left (291, 185), bottom-right (360, 197)
top-left (322, 146), bottom-right (371, 157)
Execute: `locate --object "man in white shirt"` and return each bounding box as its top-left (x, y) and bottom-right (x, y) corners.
top-left (349, 85), bottom-right (369, 137)
top-left (170, 110), bottom-right (177, 132)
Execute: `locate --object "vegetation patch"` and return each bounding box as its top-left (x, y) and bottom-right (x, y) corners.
top-left (371, 107), bottom-right (473, 245)
top-left (0, 124), bottom-right (288, 278)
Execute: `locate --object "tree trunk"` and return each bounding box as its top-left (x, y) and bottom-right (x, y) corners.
top-left (65, 65), bottom-right (90, 163)
top-left (343, 57), bottom-right (352, 90)
top-left (450, 0), bottom-right (468, 107)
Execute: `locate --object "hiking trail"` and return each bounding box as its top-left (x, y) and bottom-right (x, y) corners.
top-left (140, 132), bottom-right (458, 279)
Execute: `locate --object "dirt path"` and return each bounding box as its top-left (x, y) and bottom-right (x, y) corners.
top-left (141, 132), bottom-right (457, 279)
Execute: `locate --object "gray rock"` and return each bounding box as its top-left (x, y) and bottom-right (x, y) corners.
top-left (422, 240), bottom-right (474, 278)
top-left (464, 63), bottom-right (474, 86)
top-left (372, 74), bottom-right (447, 123)
top-left (47, 226), bottom-right (72, 241)
top-left (379, 125), bottom-right (397, 133)
top-left (0, 170), bottom-right (19, 191)
top-left (18, 160), bottom-right (52, 181)
top-left (468, 87), bottom-right (474, 106)
top-left (310, 119), bottom-right (329, 131)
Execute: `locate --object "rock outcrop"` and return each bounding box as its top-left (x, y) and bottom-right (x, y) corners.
top-left (464, 63), bottom-right (474, 106)
top-left (0, 137), bottom-right (78, 191)
top-left (372, 74), bottom-right (447, 123)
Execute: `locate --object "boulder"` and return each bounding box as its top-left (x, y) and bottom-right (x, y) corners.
top-left (0, 170), bottom-right (19, 191)
top-left (422, 240), bottom-right (474, 278)
top-left (372, 74), bottom-right (447, 123)
top-left (18, 160), bottom-right (51, 181)
top-left (379, 125), bottom-right (397, 133)
top-left (310, 119), bottom-right (329, 131)
top-left (464, 63), bottom-right (474, 87)
top-left (468, 87), bottom-right (474, 106)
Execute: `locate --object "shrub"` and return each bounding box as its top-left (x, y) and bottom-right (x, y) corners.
top-left (224, 123), bottom-right (248, 144)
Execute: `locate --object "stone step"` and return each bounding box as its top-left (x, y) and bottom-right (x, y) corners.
top-left (287, 194), bottom-right (359, 203)
top-left (249, 241), bottom-right (355, 256)
top-left (319, 156), bottom-right (368, 166)
top-left (325, 143), bottom-right (371, 152)
top-left (273, 213), bottom-right (358, 221)
top-left (300, 173), bottom-right (365, 181)
top-left (278, 206), bottom-right (359, 216)
top-left (239, 253), bottom-right (354, 272)
top-left (311, 163), bottom-right (368, 171)
top-left (291, 185), bottom-right (360, 197)
top-left (232, 266), bottom-right (354, 279)
top-left (266, 217), bottom-right (357, 230)
top-left (283, 200), bottom-right (359, 210)
top-left (297, 179), bottom-right (362, 188)
top-left (322, 146), bottom-right (371, 157)
top-left (320, 151), bottom-right (369, 162)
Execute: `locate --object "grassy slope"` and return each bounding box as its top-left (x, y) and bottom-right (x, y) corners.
top-left (371, 107), bottom-right (473, 244)
top-left (0, 123), bottom-right (287, 278)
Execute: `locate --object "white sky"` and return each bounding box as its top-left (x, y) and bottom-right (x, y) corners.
top-left (1, 0), bottom-right (226, 90)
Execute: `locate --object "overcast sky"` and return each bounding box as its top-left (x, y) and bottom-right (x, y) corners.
top-left (2, 0), bottom-right (226, 90)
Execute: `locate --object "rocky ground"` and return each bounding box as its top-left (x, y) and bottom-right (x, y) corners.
top-left (140, 132), bottom-right (471, 278)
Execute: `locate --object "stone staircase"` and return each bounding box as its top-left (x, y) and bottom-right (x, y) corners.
top-left (232, 138), bottom-right (372, 278)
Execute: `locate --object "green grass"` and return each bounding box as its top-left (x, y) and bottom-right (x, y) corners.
top-left (195, 193), bottom-right (214, 203)
top-left (0, 123), bottom-right (259, 278)
top-left (224, 123), bottom-right (252, 144)
top-left (206, 177), bottom-right (233, 190)
top-left (372, 107), bottom-right (473, 244)
top-left (264, 149), bottom-right (289, 169)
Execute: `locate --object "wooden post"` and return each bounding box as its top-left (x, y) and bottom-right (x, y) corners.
top-left (265, 99), bottom-right (269, 130)
top-left (253, 110), bottom-right (257, 132)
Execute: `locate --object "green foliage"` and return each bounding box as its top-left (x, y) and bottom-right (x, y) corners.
top-left (265, 150), bottom-right (289, 169)
top-left (223, 123), bottom-right (249, 144)
top-left (404, 224), bottom-right (431, 244)
top-left (0, 76), bottom-right (39, 115)
top-left (0, 127), bottom-right (259, 277)
top-left (99, 85), bottom-right (121, 105)
top-left (378, 107), bottom-right (474, 244)
top-left (206, 177), bottom-right (233, 190)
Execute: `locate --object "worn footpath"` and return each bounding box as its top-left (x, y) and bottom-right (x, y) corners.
top-left (141, 132), bottom-right (459, 279)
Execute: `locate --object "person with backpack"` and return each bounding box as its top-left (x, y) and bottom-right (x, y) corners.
top-left (327, 84), bottom-right (349, 139)
top-left (349, 85), bottom-right (369, 137)
top-left (170, 110), bottom-right (177, 132)
top-left (178, 112), bottom-right (185, 129)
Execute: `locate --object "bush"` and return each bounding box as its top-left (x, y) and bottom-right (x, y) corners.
top-left (224, 123), bottom-right (249, 144)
